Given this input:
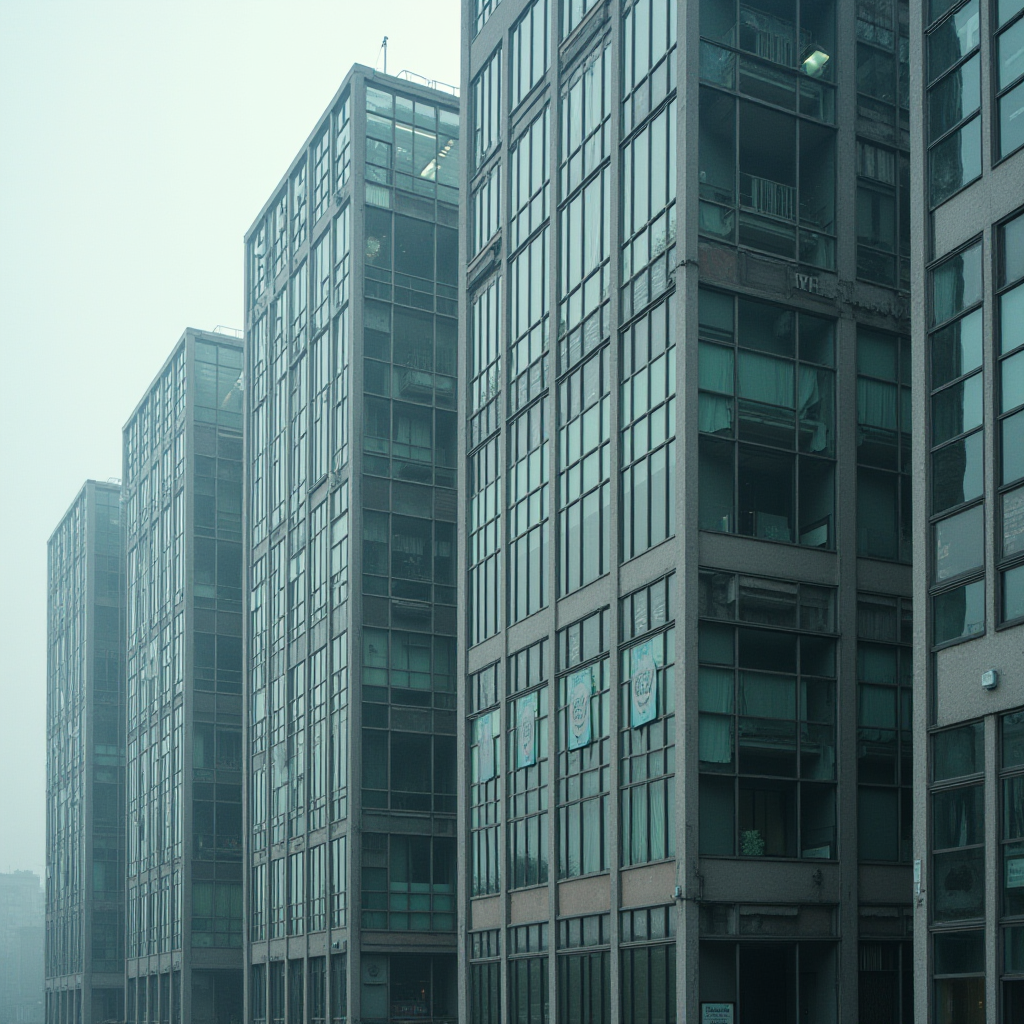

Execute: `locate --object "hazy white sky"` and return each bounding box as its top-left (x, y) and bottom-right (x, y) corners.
top-left (0, 0), bottom-right (460, 876)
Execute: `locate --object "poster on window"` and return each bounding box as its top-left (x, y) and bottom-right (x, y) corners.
top-left (517, 693), bottom-right (538, 768)
top-left (567, 668), bottom-right (593, 751)
top-left (701, 1003), bottom-right (734, 1024)
top-left (477, 712), bottom-right (497, 781)
top-left (1008, 856), bottom-right (1024, 888)
top-left (630, 638), bottom-right (659, 728)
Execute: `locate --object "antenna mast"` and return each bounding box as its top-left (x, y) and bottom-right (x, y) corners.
top-left (382, 36), bottom-right (388, 75)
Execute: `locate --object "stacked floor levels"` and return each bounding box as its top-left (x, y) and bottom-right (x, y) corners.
top-left (243, 65), bottom-right (461, 1023)
top-left (45, 481), bottom-right (125, 1024)
top-left (909, 0), bottom-right (1024, 1019)
top-left (459, 0), bottom-right (917, 1021)
top-left (123, 329), bottom-right (245, 1024)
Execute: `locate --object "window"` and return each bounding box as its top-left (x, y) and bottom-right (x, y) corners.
top-left (929, 242), bottom-right (985, 645)
top-left (475, 0), bottom-right (501, 34)
top-left (557, 609), bottom-right (610, 877)
top-left (469, 436), bottom-right (501, 645)
top-left (620, 907), bottom-right (676, 1024)
top-left (510, 0), bottom-right (550, 110)
top-left (858, 940), bottom-right (913, 1024)
top-left (360, 834), bottom-right (455, 931)
top-left (507, 640), bottom-right (550, 888)
top-left (858, 328), bottom-right (912, 561)
top-left (509, 223), bottom-right (550, 414)
top-left (473, 49), bottom-right (501, 170)
top-left (622, 100), bottom-right (676, 320)
top-left (998, 1), bottom-right (1024, 158)
top-left (508, 396), bottom-right (550, 623)
top-left (509, 923), bottom-right (550, 1024)
top-left (856, 140), bottom-right (910, 289)
top-left (472, 163), bottom-right (501, 258)
top-left (620, 577), bottom-right (675, 865)
top-left (1003, 711), bottom-right (1024, 1015)
top-left (509, 107), bottom-right (551, 256)
top-left (926, 0), bottom-right (981, 205)
top-left (559, 42), bottom-right (612, 365)
top-left (470, 931), bottom-right (501, 1024)
top-left (334, 92), bottom-right (350, 192)
top-left (470, 275), bottom-right (502, 449)
top-left (313, 126), bottom-right (330, 222)
top-left (291, 161), bottom-right (308, 250)
top-left (698, 288), bottom-right (835, 548)
top-left (556, 915), bottom-right (610, 1023)
top-left (999, 212), bottom-right (1024, 621)
top-left (558, 348), bottom-right (611, 593)
top-left (471, 664), bottom-right (501, 896)
top-left (931, 725), bottom-right (985, 925)
top-left (698, 572), bottom-right (836, 860)
top-left (622, 297), bottom-right (675, 560)
top-left (857, 595), bottom-right (913, 863)
top-left (623, 0), bottom-right (677, 136)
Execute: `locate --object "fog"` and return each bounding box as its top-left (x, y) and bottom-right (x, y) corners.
top-left (0, 0), bottom-right (460, 875)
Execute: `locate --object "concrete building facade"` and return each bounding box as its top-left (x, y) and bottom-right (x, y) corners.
top-left (122, 329), bottom-right (245, 1024)
top-left (45, 480), bottom-right (125, 1024)
top-left (909, 0), bottom-right (1024, 1019)
top-left (242, 65), bottom-right (461, 1024)
top-left (459, 0), bottom-right (918, 1021)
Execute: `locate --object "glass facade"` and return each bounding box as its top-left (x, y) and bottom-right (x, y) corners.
top-left (123, 330), bottom-right (244, 1024)
top-left (245, 68), bottom-right (459, 1024)
top-left (45, 482), bottom-right (126, 1024)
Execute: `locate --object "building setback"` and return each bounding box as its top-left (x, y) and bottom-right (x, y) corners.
top-left (909, 0), bottom-right (1024, 1019)
top-left (460, 0), bottom-right (916, 1021)
top-left (45, 480), bottom-right (125, 1024)
top-left (243, 66), bottom-right (461, 1023)
top-left (122, 329), bottom-right (245, 1024)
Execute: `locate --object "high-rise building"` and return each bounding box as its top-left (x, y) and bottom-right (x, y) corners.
top-left (1, 870), bottom-right (45, 1024)
top-left (122, 329), bottom-right (245, 1024)
top-left (909, 0), bottom-right (1024, 1019)
top-left (45, 480), bottom-right (125, 1024)
top-left (459, 0), bottom-right (917, 1021)
top-left (243, 66), bottom-right (461, 1024)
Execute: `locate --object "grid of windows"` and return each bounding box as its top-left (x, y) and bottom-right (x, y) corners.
top-left (556, 914), bottom-right (610, 1023)
top-left (510, 0), bottom-right (550, 111)
top-left (698, 572), bottom-right (837, 860)
top-left (620, 577), bottom-right (675, 866)
top-left (472, 163), bottom-right (501, 259)
top-left (471, 664), bottom-right (501, 896)
top-left (858, 327), bottom-right (912, 562)
top-left (473, 49), bottom-right (502, 171)
top-left (1003, 711), bottom-right (1024, 1015)
top-left (558, 348), bottom-right (611, 594)
top-left (621, 296), bottom-right (675, 560)
top-left (508, 923), bottom-right (549, 1024)
top-left (620, 907), bottom-right (676, 1024)
top-left (698, 0), bottom-right (837, 267)
top-left (929, 241), bottom-right (985, 645)
top-left (926, 0), bottom-right (981, 206)
top-left (998, 0), bottom-right (1024, 158)
top-left (559, 42), bottom-right (611, 367)
top-left (930, 721), bottom-right (986, 1022)
top-left (557, 609), bottom-right (610, 877)
top-left (334, 91), bottom-right (351, 193)
top-left (361, 833), bottom-right (456, 932)
top-left (698, 288), bottom-right (836, 548)
top-left (469, 930), bottom-right (501, 1024)
top-left (621, 97), bottom-right (676, 320)
top-left (507, 640), bottom-right (550, 888)
top-left (469, 436), bottom-right (501, 645)
top-left (857, 595), bottom-right (913, 864)
top-left (622, 0), bottom-right (677, 135)
top-left (856, 139), bottom-right (910, 290)
top-left (856, 0), bottom-right (910, 128)
top-left (509, 108), bottom-right (550, 255)
top-left (363, 86), bottom-right (460, 208)
top-left (508, 395), bottom-right (549, 623)
top-left (999, 211), bottom-right (1024, 621)
top-left (509, 225), bottom-right (550, 415)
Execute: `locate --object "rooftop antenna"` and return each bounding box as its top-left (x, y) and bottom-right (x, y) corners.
top-left (378, 35), bottom-right (388, 75)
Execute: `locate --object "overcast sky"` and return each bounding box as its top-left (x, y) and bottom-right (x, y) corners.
top-left (0, 0), bottom-right (460, 878)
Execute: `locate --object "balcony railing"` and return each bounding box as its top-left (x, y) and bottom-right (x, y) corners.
top-left (740, 173), bottom-right (797, 221)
